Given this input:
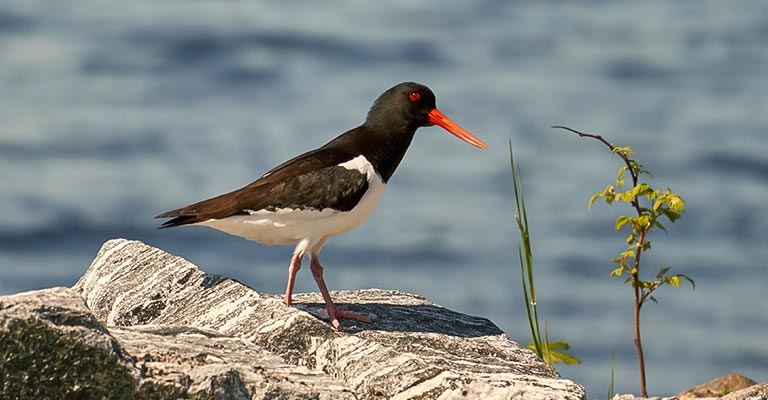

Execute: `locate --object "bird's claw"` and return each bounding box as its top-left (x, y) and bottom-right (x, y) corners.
top-left (329, 306), bottom-right (373, 331)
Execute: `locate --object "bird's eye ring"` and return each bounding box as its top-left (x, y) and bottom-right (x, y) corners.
top-left (409, 92), bottom-right (421, 102)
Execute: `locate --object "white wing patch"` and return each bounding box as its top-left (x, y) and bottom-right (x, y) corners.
top-left (338, 155), bottom-right (376, 179)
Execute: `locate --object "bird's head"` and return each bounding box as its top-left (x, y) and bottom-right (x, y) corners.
top-left (366, 82), bottom-right (487, 150)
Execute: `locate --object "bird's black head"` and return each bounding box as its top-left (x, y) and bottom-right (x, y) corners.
top-left (366, 82), bottom-right (436, 128)
top-left (366, 82), bottom-right (487, 149)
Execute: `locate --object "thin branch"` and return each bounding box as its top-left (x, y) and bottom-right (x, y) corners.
top-left (552, 125), bottom-right (641, 212)
top-left (551, 125), bottom-right (616, 152)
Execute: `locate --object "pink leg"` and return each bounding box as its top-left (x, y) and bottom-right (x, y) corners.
top-left (309, 255), bottom-right (372, 330)
top-left (284, 252), bottom-right (302, 306)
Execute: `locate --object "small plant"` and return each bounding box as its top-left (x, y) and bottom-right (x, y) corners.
top-left (510, 140), bottom-right (580, 366)
top-left (554, 126), bottom-right (694, 397)
top-left (606, 348), bottom-right (615, 400)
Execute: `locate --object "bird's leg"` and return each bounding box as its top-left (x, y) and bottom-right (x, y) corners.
top-left (309, 255), bottom-right (372, 330)
top-left (284, 252), bottom-right (303, 306)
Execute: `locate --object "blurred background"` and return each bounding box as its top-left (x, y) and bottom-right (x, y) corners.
top-left (1, 0), bottom-right (766, 396)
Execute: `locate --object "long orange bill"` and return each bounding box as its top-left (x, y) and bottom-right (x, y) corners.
top-left (427, 108), bottom-right (487, 150)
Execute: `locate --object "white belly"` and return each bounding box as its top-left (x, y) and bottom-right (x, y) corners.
top-left (196, 157), bottom-right (386, 251)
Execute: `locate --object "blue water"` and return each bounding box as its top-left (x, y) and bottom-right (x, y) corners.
top-left (1, 1), bottom-right (767, 396)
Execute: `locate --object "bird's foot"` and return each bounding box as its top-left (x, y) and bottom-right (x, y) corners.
top-left (283, 294), bottom-right (293, 306)
top-left (329, 306), bottom-right (373, 331)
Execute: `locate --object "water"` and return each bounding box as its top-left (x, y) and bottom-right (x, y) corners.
top-left (1, 1), bottom-right (767, 396)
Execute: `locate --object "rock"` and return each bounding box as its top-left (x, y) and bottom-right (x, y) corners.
top-left (2, 238), bottom-right (586, 399)
top-left (720, 382), bottom-right (768, 400)
top-left (1, 287), bottom-right (354, 400)
top-left (676, 374), bottom-right (758, 399)
top-left (0, 287), bottom-right (139, 400)
top-left (612, 374), bottom-right (763, 400)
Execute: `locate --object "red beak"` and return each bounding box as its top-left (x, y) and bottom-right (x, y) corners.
top-left (427, 109), bottom-right (487, 150)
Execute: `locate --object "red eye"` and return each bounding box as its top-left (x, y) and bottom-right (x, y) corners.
top-left (409, 92), bottom-right (421, 102)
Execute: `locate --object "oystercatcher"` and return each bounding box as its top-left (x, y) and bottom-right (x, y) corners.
top-left (156, 82), bottom-right (486, 330)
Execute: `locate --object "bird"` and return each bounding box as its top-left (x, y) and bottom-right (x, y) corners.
top-left (156, 82), bottom-right (487, 330)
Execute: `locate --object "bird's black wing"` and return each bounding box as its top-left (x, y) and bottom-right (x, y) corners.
top-left (155, 148), bottom-right (369, 228)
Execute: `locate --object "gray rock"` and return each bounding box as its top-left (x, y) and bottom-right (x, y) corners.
top-left (612, 375), bottom-right (765, 400)
top-left (111, 324), bottom-right (355, 399)
top-left (4, 238), bottom-right (586, 399)
top-left (0, 287), bottom-right (139, 400)
top-left (720, 382), bottom-right (768, 400)
top-left (1, 287), bottom-right (354, 399)
top-left (612, 396), bottom-right (669, 400)
top-left (676, 373), bottom-right (758, 399)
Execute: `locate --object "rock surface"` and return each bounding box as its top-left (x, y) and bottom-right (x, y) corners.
top-left (720, 382), bottom-right (768, 400)
top-left (676, 374), bottom-right (758, 399)
top-left (612, 374), bottom-right (765, 400)
top-left (1, 238), bottom-right (586, 399)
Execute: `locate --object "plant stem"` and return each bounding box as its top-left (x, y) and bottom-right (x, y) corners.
top-left (633, 280), bottom-right (647, 397)
top-left (633, 229), bottom-right (648, 398)
top-left (607, 347), bottom-right (616, 400)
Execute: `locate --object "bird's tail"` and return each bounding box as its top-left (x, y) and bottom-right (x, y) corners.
top-left (155, 210), bottom-right (200, 229)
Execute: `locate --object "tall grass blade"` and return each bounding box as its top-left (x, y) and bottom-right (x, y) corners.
top-left (511, 139), bottom-right (580, 366)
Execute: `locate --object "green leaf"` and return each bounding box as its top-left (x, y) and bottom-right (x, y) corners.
top-left (528, 341), bottom-right (582, 365)
top-left (676, 274), bottom-right (696, 290)
top-left (589, 185), bottom-right (614, 209)
top-left (616, 166), bottom-right (627, 185)
top-left (662, 209), bottom-right (681, 223)
top-left (550, 351), bottom-right (582, 365)
top-left (615, 216), bottom-right (632, 231)
top-left (656, 192), bottom-right (685, 215)
top-left (588, 193), bottom-right (602, 209)
top-left (620, 249), bottom-right (636, 259)
top-left (633, 183), bottom-right (651, 197)
top-left (610, 266), bottom-right (624, 277)
top-left (613, 146), bottom-right (635, 155)
top-left (614, 189), bottom-right (632, 203)
top-left (669, 194), bottom-right (685, 212)
top-left (545, 340), bottom-right (571, 350)
top-left (626, 234), bottom-right (635, 244)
